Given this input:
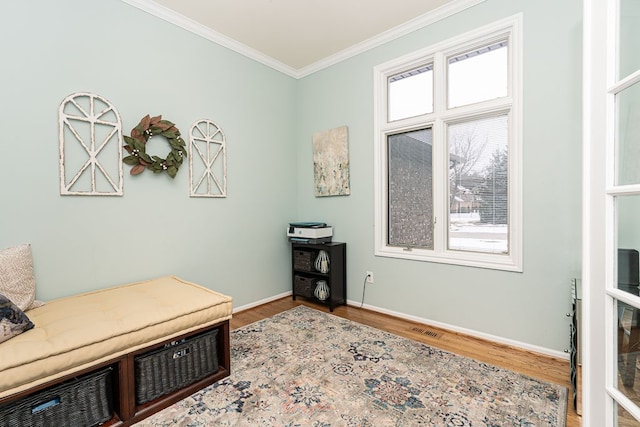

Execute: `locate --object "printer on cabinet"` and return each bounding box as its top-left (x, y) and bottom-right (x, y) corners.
top-left (287, 222), bottom-right (332, 244)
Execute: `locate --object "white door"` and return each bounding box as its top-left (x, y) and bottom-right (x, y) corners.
top-left (584, 0), bottom-right (640, 425)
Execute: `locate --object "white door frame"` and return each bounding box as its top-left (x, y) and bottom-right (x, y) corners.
top-left (583, 0), bottom-right (640, 424)
top-left (582, 0), bottom-right (610, 424)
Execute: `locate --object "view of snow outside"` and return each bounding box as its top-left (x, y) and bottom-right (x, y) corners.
top-left (450, 212), bottom-right (507, 253)
top-left (388, 41), bottom-right (509, 255)
top-left (448, 114), bottom-right (508, 254)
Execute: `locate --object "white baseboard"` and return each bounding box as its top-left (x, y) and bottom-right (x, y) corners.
top-left (347, 298), bottom-right (570, 360)
top-left (232, 291), bottom-right (293, 313)
top-left (233, 292), bottom-right (569, 361)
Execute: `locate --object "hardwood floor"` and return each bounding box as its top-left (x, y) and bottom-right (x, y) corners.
top-left (231, 297), bottom-right (581, 427)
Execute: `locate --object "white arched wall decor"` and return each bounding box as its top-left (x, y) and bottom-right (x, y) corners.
top-left (58, 92), bottom-right (123, 196)
top-left (189, 119), bottom-right (227, 198)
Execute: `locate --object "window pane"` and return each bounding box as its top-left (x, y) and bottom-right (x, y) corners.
top-left (388, 64), bottom-right (433, 121)
top-left (388, 128), bottom-right (433, 249)
top-left (448, 41), bottom-right (508, 109)
top-left (619, 0), bottom-right (640, 81)
top-left (617, 196), bottom-right (640, 297)
top-left (615, 297), bottom-right (640, 415)
top-left (615, 402), bottom-right (640, 426)
top-left (617, 80), bottom-right (640, 185)
top-left (448, 115), bottom-right (508, 254)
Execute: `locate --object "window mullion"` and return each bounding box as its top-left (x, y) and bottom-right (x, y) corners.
top-left (433, 51), bottom-right (447, 115)
top-left (432, 118), bottom-right (447, 253)
top-left (432, 51), bottom-right (448, 254)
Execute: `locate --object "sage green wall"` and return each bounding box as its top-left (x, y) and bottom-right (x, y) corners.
top-left (0, 0), bottom-right (296, 305)
top-left (295, 0), bottom-right (583, 352)
top-left (0, 0), bottom-right (584, 353)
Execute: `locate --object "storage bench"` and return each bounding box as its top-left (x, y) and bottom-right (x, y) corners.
top-left (0, 276), bottom-right (233, 426)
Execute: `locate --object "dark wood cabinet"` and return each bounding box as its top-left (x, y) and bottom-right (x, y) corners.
top-left (291, 242), bottom-right (346, 311)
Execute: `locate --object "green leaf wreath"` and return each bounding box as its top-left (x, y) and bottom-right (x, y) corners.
top-left (123, 114), bottom-right (188, 179)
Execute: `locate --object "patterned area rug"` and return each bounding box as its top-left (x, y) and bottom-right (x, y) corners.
top-left (135, 306), bottom-right (567, 426)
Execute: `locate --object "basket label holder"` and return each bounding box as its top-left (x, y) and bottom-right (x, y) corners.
top-left (31, 396), bottom-right (61, 414)
top-left (172, 347), bottom-right (191, 359)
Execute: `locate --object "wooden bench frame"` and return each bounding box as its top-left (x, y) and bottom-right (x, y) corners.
top-left (0, 320), bottom-right (230, 426)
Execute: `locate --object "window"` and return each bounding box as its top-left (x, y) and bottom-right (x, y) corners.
top-left (388, 64), bottom-right (434, 121)
top-left (374, 15), bottom-right (522, 271)
top-left (388, 127), bottom-right (434, 248)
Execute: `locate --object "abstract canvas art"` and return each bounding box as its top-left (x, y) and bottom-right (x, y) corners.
top-left (312, 125), bottom-right (350, 197)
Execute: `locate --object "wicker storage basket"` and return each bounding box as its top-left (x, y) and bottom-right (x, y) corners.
top-left (0, 367), bottom-right (113, 427)
top-left (294, 275), bottom-right (314, 298)
top-left (293, 250), bottom-right (314, 272)
top-left (134, 328), bottom-right (219, 404)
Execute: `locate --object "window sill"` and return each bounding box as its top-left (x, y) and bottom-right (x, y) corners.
top-left (374, 245), bottom-right (522, 272)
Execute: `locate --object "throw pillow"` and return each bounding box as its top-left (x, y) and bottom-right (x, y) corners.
top-left (0, 293), bottom-right (34, 344)
top-left (0, 243), bottom-right (36, 311)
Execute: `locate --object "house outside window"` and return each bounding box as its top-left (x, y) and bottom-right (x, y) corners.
top-left (373, 15), bottom-right (522, 272)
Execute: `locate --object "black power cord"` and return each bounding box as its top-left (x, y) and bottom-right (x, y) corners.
top-left (360, 274), bottom-right (368, 308)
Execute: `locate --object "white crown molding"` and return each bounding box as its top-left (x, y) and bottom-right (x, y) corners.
top-left (121, 0), bottom-right (486, 79)
top-left (297, 0), bottom-right (487, 78)
top-left (120, 0), bottom-right (299, 77)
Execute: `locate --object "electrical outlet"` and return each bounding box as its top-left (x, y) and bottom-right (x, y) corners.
top-left (366, 271), bottom-right (374, 284)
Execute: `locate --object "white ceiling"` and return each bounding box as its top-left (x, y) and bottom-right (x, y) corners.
top-left (122, 0), bottom-right (485, 78)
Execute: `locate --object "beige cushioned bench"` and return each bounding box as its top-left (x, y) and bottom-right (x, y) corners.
top-left (0, 275), bottom-right (232, 424)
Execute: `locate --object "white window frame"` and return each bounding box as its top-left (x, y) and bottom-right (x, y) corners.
top-left (373, 14), bottom-right (523, 272)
